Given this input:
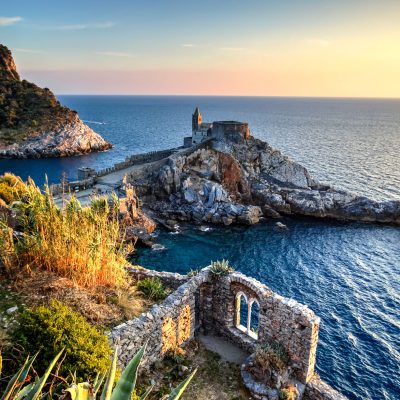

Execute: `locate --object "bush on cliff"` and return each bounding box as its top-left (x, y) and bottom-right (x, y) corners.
top-left (11, 300), bottom-right (112, 381)
top-left (137, 277), bottom-right (167, 300)
top-left (0, 173), bottom-right (129, 287)
top-left (0, 173), bottom-right (26, 204)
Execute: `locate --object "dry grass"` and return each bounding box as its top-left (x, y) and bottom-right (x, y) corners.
top-left (0, 174), bottom-right (130, 288)
top-left (7, 269), bottom-right (149, 327)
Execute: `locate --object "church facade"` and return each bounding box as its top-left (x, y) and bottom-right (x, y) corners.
top-left (184, 107), bottom-right (250, 147)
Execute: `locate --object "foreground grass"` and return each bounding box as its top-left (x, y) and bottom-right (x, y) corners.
top-left (0, 173), bottom-right (130, 287)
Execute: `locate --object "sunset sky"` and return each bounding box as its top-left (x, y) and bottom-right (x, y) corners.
top-left (1, 0), bottom-right (400, 97)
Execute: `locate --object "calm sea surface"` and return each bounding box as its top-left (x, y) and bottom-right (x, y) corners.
top-left (1, 96), bottom-right (399, 400)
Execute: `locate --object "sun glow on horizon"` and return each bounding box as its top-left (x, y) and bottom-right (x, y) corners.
top-left (2, 0), bottom-right (400, 97)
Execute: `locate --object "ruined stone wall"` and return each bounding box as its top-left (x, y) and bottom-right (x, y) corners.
top-left (111, 268), bottom-right (319, 386)
top-left (207, 272), bottom-right (320, 384)
top-left (304, 376), bottom-right (349, 400)
top-left (110, 271), bottom-right (208, 368)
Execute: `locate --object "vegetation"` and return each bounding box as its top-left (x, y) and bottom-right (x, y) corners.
top-left (0, 345), bottom-right (196, 400)
top-left (137, 278), bottom-right (167, 301)
top-left (0, 173), bottom-right (27, 204)
top-left (253, 342), bottom-right (290, 375)
top-left (187, 269), bottom-right (199, 278)
top-left (279, 385), bottom-right (299, 400)
top-left (0, 44), bottom-right (77, 145)
top-left (11, 300), bottom-right (112, 381)
top-left (209, 260), bottom-right (234, 277)
top-left (0, 174), bottom-right (129, 287)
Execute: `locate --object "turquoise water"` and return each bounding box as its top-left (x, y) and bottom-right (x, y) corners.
top-left (133, 219), bottom-right (400, 400)
top-left (0, 96), bottom-right (399, 399)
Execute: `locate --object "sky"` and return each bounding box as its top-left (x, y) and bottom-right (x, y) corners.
top-left (1, 0), bottom-right (400, 97)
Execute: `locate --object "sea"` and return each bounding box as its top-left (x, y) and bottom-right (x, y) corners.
top-left (0, 96), bottom-right (399, 400)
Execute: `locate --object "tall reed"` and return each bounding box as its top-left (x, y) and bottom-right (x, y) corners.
top-left (1, 174), bottom-right (129, 287)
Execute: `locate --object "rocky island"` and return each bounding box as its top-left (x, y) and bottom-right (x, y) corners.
top-left (0, 45), bottom-right (111, 158)
top-left (65, 107), bottom-right (400, 228)
top-left (120, 108), bottom-right (399, 227)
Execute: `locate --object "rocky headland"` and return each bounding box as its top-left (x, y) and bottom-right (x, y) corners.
top-left (125, 135), bottom-right (400, 227)
top-left (0, 44), bottom-right (111, 158)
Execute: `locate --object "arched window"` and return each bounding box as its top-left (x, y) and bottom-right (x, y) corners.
top-left (249, 299), bottom-right (260, 339)
top-left (235, 292), bottom-right (248, 333)
top-left (235, 292), bottom-right (259, 340)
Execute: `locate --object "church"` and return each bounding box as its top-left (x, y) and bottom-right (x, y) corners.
top-left (184, 107), bottom-right (251, 147)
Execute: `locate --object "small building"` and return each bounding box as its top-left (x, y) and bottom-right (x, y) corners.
top-left (191, 107), bottom-right (213, 144)
top-left (77, 167), bottom-right (97, 180)
top-left (185, 107), bottom-right (251, 147)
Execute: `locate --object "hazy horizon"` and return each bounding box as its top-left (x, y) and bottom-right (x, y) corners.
top-left (2, 0), bottom-right (400, 97)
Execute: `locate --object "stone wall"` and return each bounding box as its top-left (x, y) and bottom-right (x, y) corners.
top-left (127, 266), bottom-right (189, 290)
top-left (50, 177), bottom-right (95, 196)
top-left (50, 148), bottom-right (178, 195)
top-left (110, 267), bottom-right (347, 399)
top-left (303, 376), bottom-right (348, 400)
top-left (212, 121), bottom-right (250, 142)
top-left (110, 270), bottom-right (207, 368)
top-left (111, 268), bottom-right (318, 382)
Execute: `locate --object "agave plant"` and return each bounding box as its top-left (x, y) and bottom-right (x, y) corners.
top-left (0, 346), bottom-right (196, 400)
top-left (209, 259), bottom-right (234, 276)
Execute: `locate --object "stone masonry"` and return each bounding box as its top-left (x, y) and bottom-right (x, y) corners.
top-left (110, 267), bottom-right (348, 400)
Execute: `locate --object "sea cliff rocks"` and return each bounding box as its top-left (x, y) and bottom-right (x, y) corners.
top-left (126, 135), bottom-right (400, 226)
top-left (0, 44), bottom-right (112, 158)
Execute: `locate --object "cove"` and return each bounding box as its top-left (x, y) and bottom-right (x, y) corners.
top-left (132, 217), bottom-right (400, 400)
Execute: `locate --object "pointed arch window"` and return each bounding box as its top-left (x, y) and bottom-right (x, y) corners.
top-left (235, 292), bottom-right (259, 340)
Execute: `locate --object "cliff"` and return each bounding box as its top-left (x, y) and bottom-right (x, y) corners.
top-left (0, 44), bottom-right (112, 158)
top-left (125, 136), bottom-right (400, 226)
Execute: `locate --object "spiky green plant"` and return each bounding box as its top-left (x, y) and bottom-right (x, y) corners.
top-left (137, 278), bottom-right (167, 301)
top-left (209, 259), bottom-right (233, 276)
top-left (0, 346), bottom-right (196, 400)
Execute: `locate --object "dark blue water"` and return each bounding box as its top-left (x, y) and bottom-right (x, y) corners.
top-left (133, 218), bottom-right (400, 400)
top-left (1, 96), bottom-right (399, 399)
top-left (1, 96), bottom-right (399, 201)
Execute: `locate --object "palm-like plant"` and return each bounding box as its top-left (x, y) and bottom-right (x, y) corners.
top-left (0, 346), bottom-right (196, 400)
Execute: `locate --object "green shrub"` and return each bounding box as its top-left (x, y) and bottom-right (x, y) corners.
top-left (254, 342), bottom-right (290, 374)
top-left (209, 259), bottom-right (234, 276)
top-left (137, 277), bottom-right (167, 300)
top-left (11, 300), bottom-right (112, 380)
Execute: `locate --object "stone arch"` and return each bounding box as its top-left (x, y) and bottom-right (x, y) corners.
top-left (249, 299), bottom-right (260, 339)
top-left (233, 285), bottom-right (261, 340)
top-left (235, 291), bottom-right (249, 332)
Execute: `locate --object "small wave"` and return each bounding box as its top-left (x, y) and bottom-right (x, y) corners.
top-left (83, 120), bottom-right (106, 125)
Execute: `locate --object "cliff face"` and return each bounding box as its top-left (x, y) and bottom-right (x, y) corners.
top-left (0, 44), bottom-right (112, 158)
top-left (127, 137), bottom-right (400, 226)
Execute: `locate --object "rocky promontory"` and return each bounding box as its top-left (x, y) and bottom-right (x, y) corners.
top-left (0, 44), bottom-right (111, 158)
top-left (125, 135), bottom-right (400, 226)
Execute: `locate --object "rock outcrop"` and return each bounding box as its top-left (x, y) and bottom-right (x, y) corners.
top-left (126, 135), bottom-right (400, 226)
top-left (0, 44), bottom-right (112, 158)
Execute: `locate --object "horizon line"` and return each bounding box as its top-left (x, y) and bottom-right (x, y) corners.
top-left (55, 94), bottom-right (400, 100)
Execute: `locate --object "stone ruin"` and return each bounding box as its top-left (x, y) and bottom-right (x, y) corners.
top-left (110, 267), bottom-right (348, 400)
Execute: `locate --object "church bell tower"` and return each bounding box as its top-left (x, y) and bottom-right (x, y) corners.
top-left (192, 106), bottom-right (202, 132)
